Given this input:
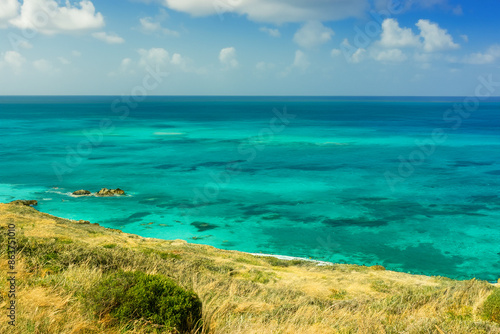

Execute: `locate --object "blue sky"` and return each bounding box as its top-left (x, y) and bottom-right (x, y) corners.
top-left (0, 0), bottom-right (499, 95)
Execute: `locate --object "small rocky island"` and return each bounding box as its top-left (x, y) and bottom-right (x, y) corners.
top-left (9, 200), bottom-right (38, 206)
top-left (96, 188), bottom-right (126, 196)
top-left (72, 188), bottom-right (126, 197)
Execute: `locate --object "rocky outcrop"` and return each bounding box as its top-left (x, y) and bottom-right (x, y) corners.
top-left (96, 188), bottom-right (126, 196)
top-left (10, 200), bottom-right (38, 206)
top-left (73, 190), bottom-right (91, 196)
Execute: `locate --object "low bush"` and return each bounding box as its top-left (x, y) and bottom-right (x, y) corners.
top-left (83, 270), bottom-right (202, 333)
top-left (482, 288), bottom-right (500, 324)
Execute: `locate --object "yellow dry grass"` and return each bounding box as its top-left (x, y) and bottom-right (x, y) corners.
top-left (0, 203), bottom-right (499, 334)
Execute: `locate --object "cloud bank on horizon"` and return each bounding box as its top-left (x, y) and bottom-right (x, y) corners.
top-left (0, 0), bottom-right (499, 95)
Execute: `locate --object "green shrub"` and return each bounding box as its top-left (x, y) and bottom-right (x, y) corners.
top-left (482, 288), bottom-right (500, 324)
top-left (84, 270), bottom-right (202, 333)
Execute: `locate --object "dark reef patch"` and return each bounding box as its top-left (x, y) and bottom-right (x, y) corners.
top-left (321, 217), bottom-right (388, 227)
top-left (450, 160), bottom-right (494, 167)
top-left (154, 164), bottom-right (178, 170)
top-left (191, 221), bottom-right (219, 232)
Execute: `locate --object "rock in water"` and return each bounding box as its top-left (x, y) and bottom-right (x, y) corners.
top-left (10, 200), bottom-right (38, 206)
top-left (73, 190), bottom-right (91, 196)
top-left (96, 188), bottom-right (126, 196)
top-left (111, 188), bottom-right (125, 196)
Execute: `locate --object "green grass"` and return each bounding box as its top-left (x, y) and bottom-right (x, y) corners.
top-left (483, 288), bottom-right (500, 324)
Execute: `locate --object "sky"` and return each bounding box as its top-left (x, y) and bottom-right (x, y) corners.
top-left (0, 0), bottom-right (499, 96)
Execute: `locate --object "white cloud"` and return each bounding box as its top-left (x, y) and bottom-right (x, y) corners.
top-left (259, 27), bottom-right (280, 38)
top-left (1, 50), bottom-right (25, 69)
top-left (18, 40), bottom-right (33, 49)
top-left (219, 47), bottom-right (238, 69)
top-left (114, 48), bottom-right (203, 76)
top-left (121, 58), bottom-right (132, 67)
top-left (340, 39), bottom-right (365, 63)
top-left (139, 16), bottom-right (179, 36)
top-left (57, 57), bottom-right (70, 65)
top-left (162, 0), bottom-right (367, 24)
top-left (292, 50), bottom-right (310, 70)
top-left (378, 19), bottom-right (420, 48)
top-left (414, 52), bottom-right (433, 63)
top-left (33, 59), bottom-right (54, 72)
top-left (140, 16), bottom-right (161, 32)
top-left (373, 18), bottom-right (459, 61)
top-left (351, 48), bottom-right (366, 63)
top-left (330, 49), bottom-right (341, 57)
top-left (9, 0), bottom-right (104, 35)
top-left (92, 32), bottom-right (125, 44)
top-left (374, 0), bottom-right (447, 13)
top-left (293, 21), bottom-right (334, 49)
top-left (72, 50), bottom-right (81, 57)
top-left (0, 0), bottom-right (19, 28)
top-left (452, 5), bottom-right (463, 15)
top-left (416, 19), bottom-right (459, 52)
top-left (460, 35), bottom-right (468, 43)
top-left (138, 48), bottom-right (170, 67)
top-left (170, 53), bottom-right (184, 66)
top-left (374, 48), bottom-right (407, 62)
top-left (463, 45), bottom-right (500, 65)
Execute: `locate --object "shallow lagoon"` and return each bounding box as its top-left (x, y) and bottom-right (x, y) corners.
top-left (1, 96), bottom-right (499, 280)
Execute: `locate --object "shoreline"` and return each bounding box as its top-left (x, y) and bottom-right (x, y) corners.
top-left (5, 201), bottom-right (499, 285)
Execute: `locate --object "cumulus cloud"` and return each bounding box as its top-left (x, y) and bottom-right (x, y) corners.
top-left (33, 58), bottom-right (55, 72)
top-left (57, 57), bottom-right (70, 65)
top-left (350, 48), bottom-right (366, 63)
top-left (378, 19), bottom-right (420, 48)
top-left (138, 48), bottom-right (170, 67)
top-left (14, 40), bottom-right (33, 49)
top-left (0, 0), bottom-right (19, 28)
top-left (463, 45), bottom-right (500, 65)
top-left (416, 19), bottom-right (459, 52)
top-left (374, 48), bottom-right (407, 62)
top-left (340, 39), bottom-right (366, 63)
top-left (219, 47), bottom-right (238, 69)
top-left (1, 50), bottom-right (25, 69)
top-left (259, 27), bottom-right (280, 38)
top-left (293, 21), bottom-right (334, 49)
top-left (292, 50), bottom-right (310, 70)
top-left (9, 0), bottom-right (104, 35)
top-left (373, 0), bottom-right (450, 13)
top-left (92, 32), bottom-right (125, 44)
top-left (161, 0), bottom-right (367, 24)
top-left (112, 48), bottom-right (203, 76)
top-left (371, 18), bottom-right (459, 63)
top-left (139, 16), bottom-right (179, 36)
top-left (121, 58), bottom-right (132, 67)
top-left (331, 49), bottom-right (341, 57)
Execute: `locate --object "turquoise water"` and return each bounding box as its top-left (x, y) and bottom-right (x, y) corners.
top-left (1, 96), bottom-right (499, 280)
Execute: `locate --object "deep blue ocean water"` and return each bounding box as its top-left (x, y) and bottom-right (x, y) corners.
top-left (1, 96), bottom-right (499, 280)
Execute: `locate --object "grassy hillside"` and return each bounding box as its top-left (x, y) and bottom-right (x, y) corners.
top-left (1, 203), bottom-right (499, 333)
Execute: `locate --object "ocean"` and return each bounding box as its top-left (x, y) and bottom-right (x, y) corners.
top-left (1, 96), bottom-right (499, 281)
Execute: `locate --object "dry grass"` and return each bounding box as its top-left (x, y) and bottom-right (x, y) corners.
top-left (0, 203), bottom-right (499, 333)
